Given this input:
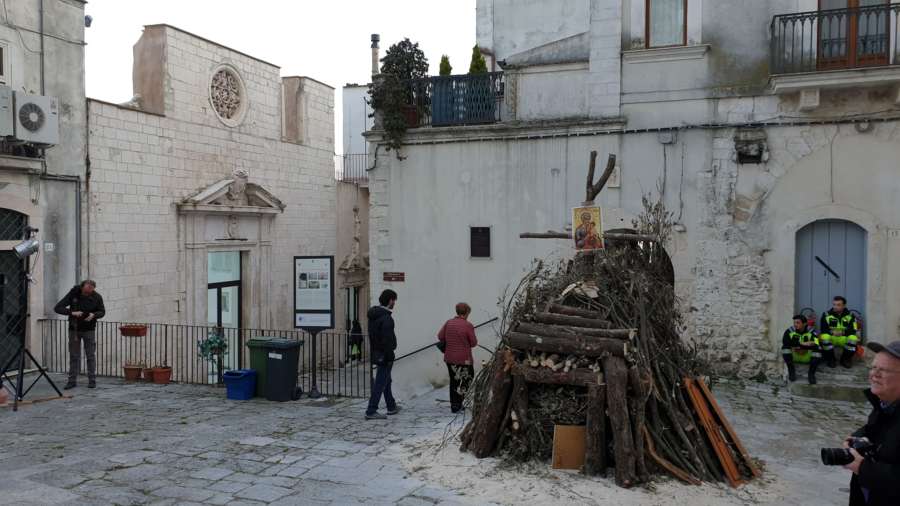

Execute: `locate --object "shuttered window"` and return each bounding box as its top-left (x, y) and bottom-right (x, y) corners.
top-left (470, 227), bottom-right (491, 258)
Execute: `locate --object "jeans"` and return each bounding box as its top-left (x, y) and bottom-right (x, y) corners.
top-left (366, 360), bottom-right (396, 415)
top-left (447, 363), bottom-right (474, 411)
top-left (68, 329), bottom-right (96, 383)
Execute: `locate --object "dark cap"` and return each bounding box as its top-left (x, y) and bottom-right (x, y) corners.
top-left (867, 341), bottom-right (900, 361)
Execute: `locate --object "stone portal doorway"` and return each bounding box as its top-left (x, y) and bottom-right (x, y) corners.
top-left (795, 219), bottom-right (867, 320)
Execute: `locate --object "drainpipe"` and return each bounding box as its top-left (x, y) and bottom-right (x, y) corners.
top-left (39, 0), bottom-right (45, 95)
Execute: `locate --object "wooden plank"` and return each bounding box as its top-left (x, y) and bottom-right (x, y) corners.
top-left (2, 393), bottom-right (73, 408)
top-left (683, 378), bottom-right (744, 488)
top-left (468, 350), bottom-right (515, 458)
top-left (696, 378), bottom-right (761, 479)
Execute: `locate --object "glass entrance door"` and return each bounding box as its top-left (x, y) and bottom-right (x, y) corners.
top-left (818, 0), bottom-right (890, 70)
top-left (208, 252), bottom-right (241, 382)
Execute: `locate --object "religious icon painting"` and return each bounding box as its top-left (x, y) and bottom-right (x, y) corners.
top-left (572, 206), bottom-right (604, 251)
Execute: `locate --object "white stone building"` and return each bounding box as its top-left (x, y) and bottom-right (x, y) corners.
top-left (85, 25), bottom-right (337, 338)
top-left (0, 0), bottom-right (86, 367)
top-left (367, 0), bottom-right (900, 384)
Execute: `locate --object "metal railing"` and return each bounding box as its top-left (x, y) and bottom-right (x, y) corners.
top-left (772, 4), bottom-right (900, 74)
top-left (39, 319), bottom-right (372, 398)
top-left (338, 154), bottom-right (369, 184)
top-left (405, 72), bottom-right (505, 128)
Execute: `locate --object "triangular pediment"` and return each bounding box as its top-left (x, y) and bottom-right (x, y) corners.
top-left (179, 174), bottom-right (285, 213)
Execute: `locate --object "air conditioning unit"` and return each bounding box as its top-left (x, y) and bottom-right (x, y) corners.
top-left (13, 91), bottom-right (59, 146)
top-left (0, 86), bottom-right (13, 137)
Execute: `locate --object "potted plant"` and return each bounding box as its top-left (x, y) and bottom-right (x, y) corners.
top-left (123, 361), bottom-right (143, 382)
top-left (368, 38), bottom-right (430, 156)
top-left (150, 364), bottom-right (172, 385)
top-left (465, 45), bottom-right (494, 124)
top-left (119, 324), bottom-right (148, 337)
top-left (199, 328), bottom-right (229, 386)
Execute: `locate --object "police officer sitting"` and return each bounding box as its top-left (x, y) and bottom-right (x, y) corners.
top-left (820, 296), bottom-right (859, 369)
top-left (843, 341), bottom-right (900, 506)
top-left (782, 315), bottom-right (821, 385)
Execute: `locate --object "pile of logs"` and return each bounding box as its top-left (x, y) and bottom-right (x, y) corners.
top-left (459, 252), bottom-right (760, 489)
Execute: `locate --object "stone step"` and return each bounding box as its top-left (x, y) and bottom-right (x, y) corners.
top-left (787, 363), bottom-right (869, 403)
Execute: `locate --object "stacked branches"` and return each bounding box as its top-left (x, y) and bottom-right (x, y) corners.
top-left (459, 194), bottom-right (756, 488)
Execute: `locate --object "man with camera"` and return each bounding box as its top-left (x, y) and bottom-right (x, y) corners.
top-left (54, 280), bottom-right (105, 389)
top-left (831, 341), bottom-right (900, 506)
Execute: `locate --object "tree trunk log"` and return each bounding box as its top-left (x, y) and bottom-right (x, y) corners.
top-left (468, 350), bottom-right (515, 458)
top-left (532, 312), bottom-right (613, 329)
top-left (512, 362), bottom-right (603, 386)
top-left (506, 332), bottom-right (629, 358)
top-left (628, 366), bottom-right (652, 483)
top-left (509, 373), bottom-right (528, 433)
top-left (603, 356), bottom-right (636, 488)
top-left (519, 232), bottom-right (658, 243)
top-left (515, 322), bottom-right (635, 340)
top-left (584, 384), bottom-right (607, 476)
top-left (547, 303), bottom-right (608, 320)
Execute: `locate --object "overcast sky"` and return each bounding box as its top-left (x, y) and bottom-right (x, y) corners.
top-left (84, 0), bottom-right (476, 153)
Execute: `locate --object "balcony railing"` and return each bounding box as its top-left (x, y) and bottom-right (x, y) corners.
top-left (337, 154), bottom-right (369, 185)
top-left (404, 72), bottom-right (505, 128)
top-left (772, 4), bottom-right (900, 75)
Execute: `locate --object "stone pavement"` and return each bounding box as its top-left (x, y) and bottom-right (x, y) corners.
top-left (0, 373), bottom-right (869, 505)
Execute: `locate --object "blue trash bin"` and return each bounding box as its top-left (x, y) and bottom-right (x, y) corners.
top-left (223, 369), bottom-right (257, 400)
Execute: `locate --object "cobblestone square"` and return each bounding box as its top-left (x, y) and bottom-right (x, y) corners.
top-left (0, 373), bottom-right (868, 505)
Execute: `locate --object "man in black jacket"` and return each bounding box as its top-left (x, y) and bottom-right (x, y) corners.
top-left (54, 280), bottom-right (105, 389)
top-left (843, 341), bottom-right (900, 506)
top-left (365, 289), bottom-right (399, 420)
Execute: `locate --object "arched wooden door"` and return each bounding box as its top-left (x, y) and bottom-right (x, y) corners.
top-left (795, 219), bottom-right (867, 318)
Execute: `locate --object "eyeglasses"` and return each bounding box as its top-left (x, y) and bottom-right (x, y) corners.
top-left (868, 366), bottom-right (900, 376)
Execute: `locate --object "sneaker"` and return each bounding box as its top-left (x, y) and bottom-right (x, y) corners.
top-left (88, 381), bottom-right (97, 389)
top-left (386, 406), bottom-right (401, 416)
top-left (63, 382), bottom-right (77, 390)
top-left (365, 412), bottom-right (387, 420)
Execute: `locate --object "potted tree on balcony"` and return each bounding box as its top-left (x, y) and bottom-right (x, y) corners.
top-left (199, 327), bottom-right (229, 386)
top-left (465, 45), bottom-right (495, 124)
top-left (369, 38), bottom-right (429, 156)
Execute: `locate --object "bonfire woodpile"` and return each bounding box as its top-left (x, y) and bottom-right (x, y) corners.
top-left (459, 152), bottom-right (760, 489)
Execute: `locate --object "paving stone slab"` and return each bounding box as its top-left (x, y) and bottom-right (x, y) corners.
top-left (234, 483), bottom-right (292, 502)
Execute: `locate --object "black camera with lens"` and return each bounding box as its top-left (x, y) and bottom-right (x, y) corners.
top-left (821, 437), bottom-right (877, 466)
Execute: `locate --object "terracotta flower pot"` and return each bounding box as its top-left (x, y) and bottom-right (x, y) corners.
top-left (143, 367), bottom-right (154, 382)
top-left (123, 365), bottom-right (142, 382)
top-left (402, 105), bottom-right (419, 127)
top-left (120, 325), bottom-right (148, 337)
top-left (151, 367), bottom-right (172, 385)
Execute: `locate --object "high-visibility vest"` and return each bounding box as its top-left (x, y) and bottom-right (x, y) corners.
top-left (789, 329), bottom-right (818, 347)
top-left (823, 313), bottom-right (857, 338)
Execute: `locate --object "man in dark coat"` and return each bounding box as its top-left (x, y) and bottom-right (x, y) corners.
top-left (54, 280), bottom-right (105, 389)
top-left (844, 341), bottom-right (900, 506)
top-left (365, 289), bottom-right (399, 420)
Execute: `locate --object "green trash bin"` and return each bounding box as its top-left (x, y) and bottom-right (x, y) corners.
top-left (247, 337), bottom-right (274, 397)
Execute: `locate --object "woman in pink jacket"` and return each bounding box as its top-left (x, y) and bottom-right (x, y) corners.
top-left (437, 303), bottom-right (478, 413)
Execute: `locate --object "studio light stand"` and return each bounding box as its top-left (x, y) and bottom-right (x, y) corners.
top-left (0, 226), bottom-right (63, 411)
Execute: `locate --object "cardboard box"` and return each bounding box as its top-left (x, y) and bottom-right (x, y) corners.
top-left (552, 424), bottom-right (586, 470)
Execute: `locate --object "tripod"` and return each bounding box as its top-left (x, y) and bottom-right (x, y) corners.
top-left (0, 226), bottom-right (63, 411)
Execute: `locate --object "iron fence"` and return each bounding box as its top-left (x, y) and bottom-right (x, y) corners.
top-left (405, 72), bottom-right (505, 128)
top-left (39, 319), bottom-right (372, 398)
top-left (338, 154), bottom-right (369, 185)
top-left (771, 4), bottom-right (900, 74)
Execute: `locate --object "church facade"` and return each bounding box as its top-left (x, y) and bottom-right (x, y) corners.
top-left (85, 25), bottom-right (337, 331)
